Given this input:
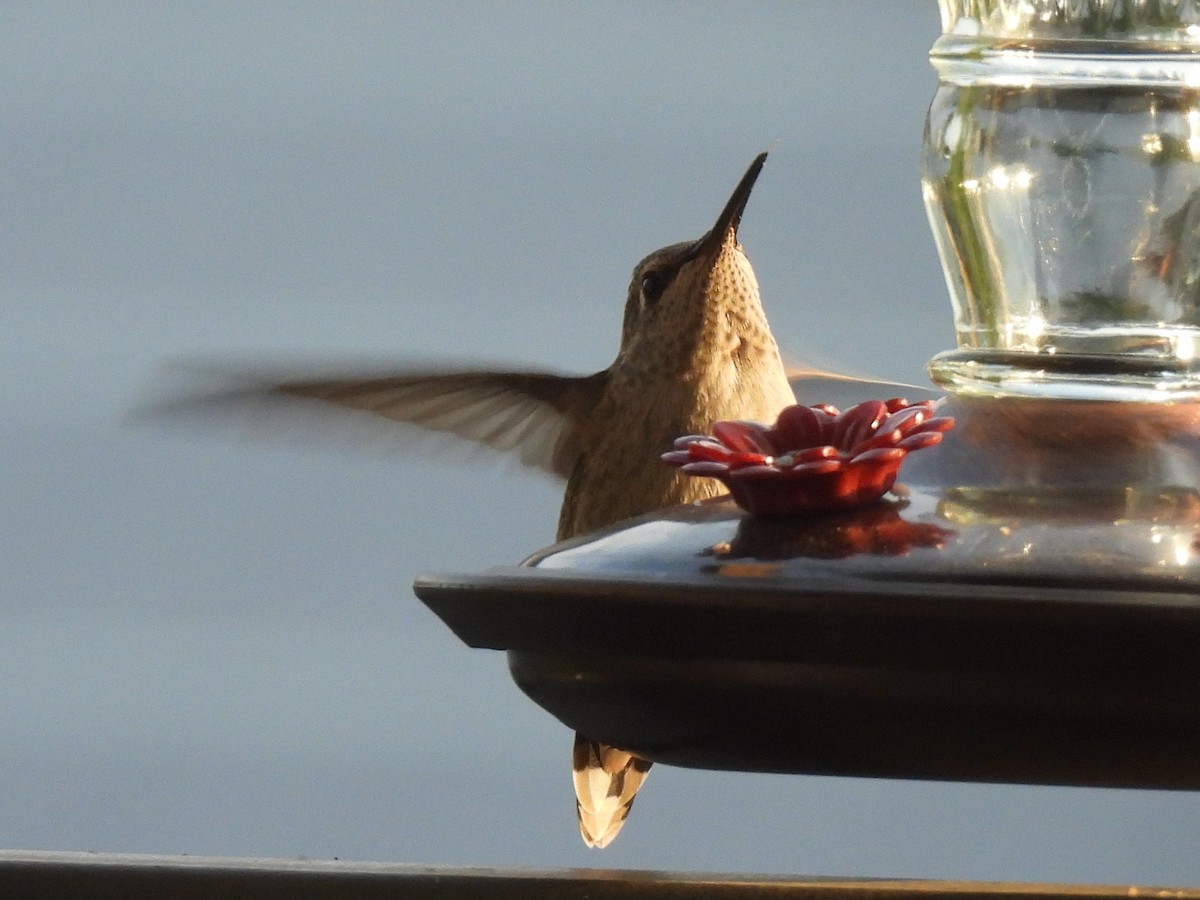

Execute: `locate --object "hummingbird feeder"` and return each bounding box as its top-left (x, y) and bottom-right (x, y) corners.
top-left (417, 0), bottom-right (1200, 816)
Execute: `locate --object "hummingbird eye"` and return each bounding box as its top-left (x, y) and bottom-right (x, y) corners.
top-left (640, 271), bottom-right (666, 304)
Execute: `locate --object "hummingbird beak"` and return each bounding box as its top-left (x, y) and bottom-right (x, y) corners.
top-left (686, 151), bottom-right (768, 265)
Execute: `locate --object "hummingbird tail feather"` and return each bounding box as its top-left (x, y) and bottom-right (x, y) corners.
top-left (572, 734), bottom-right (652, 849)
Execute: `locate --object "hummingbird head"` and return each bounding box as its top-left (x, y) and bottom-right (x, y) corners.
top-left (616, 152), bottom-right (772, 373)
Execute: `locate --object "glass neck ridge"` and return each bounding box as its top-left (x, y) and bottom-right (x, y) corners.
top-left (937, 0), bottom-right (1200, 43)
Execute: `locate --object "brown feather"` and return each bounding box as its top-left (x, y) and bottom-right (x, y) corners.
top-left (276, 370), bottom-right (607, 477)
top-left (571, 734), bottom-right (652, 849)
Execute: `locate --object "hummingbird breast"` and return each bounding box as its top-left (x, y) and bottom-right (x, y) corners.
top-left (555, 338), bottom-right (794, 541)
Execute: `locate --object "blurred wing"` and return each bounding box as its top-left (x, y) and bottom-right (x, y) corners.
top-left (277, 370), bottom-right (607, 477)
top-left (785, 359), bottom-right (938, 409)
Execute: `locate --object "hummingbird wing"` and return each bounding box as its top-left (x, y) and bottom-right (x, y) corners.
top-left (785, 361), bottom-right (938, 409)
top-left (274, 370), bottom-right (607, 477)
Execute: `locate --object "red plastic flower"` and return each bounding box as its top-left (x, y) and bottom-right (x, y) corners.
top-left (662, 398), bottom-right (953, 515)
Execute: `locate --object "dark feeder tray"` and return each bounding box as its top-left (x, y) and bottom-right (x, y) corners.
top-left (415, 396), bottom-right (1200, 790)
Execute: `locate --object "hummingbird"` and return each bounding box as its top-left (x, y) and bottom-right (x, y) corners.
top-left (257, 152), bottom-right (797, 847)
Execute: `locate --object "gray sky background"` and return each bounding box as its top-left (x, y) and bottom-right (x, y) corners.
top-left (4, 1), bottom-right (1200, 886)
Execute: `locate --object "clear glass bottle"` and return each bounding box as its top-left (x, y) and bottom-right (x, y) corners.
top-left (923, 0), bottom-right (1200, 399)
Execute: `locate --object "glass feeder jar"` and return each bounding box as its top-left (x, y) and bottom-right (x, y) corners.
top-left (924, 0), bottom-right (1200, 400)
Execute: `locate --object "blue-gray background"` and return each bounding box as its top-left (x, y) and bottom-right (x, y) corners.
top-left (5, 1), bottom-right (1200, 885)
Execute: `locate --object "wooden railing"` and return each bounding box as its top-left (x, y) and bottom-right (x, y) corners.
top-left (0, 852), bottom-right (1195, 899)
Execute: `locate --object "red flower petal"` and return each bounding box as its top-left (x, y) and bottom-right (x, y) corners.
top-left (791, 458), bottom-right (842, 476)
top-left (687, 440), bottom-right (733, 463)
top-left (713, 420), bottom-right (773, 454)
top-left (897, 431), bottom-right (945, 451)
top-left (810, 406), bottom-right (839, 445)
top-left (879, 404), bottom-right (928, 435)
top-left (836, 399), bottom-right (888, 450)
top-left (672, 434), bottom-right (710, 450)
top-left (727, 450), bottom-right (770, 469)
top-left (853, 430), bottom-right (905, 453)
top-left (771, 404), bottom-right (825, 450)
top-left (920, 416), bottom-right (956, 433)
top-left (795, 445), bottom-right (839, 463)
top-left (849, 447), bottom-right (906, 464)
